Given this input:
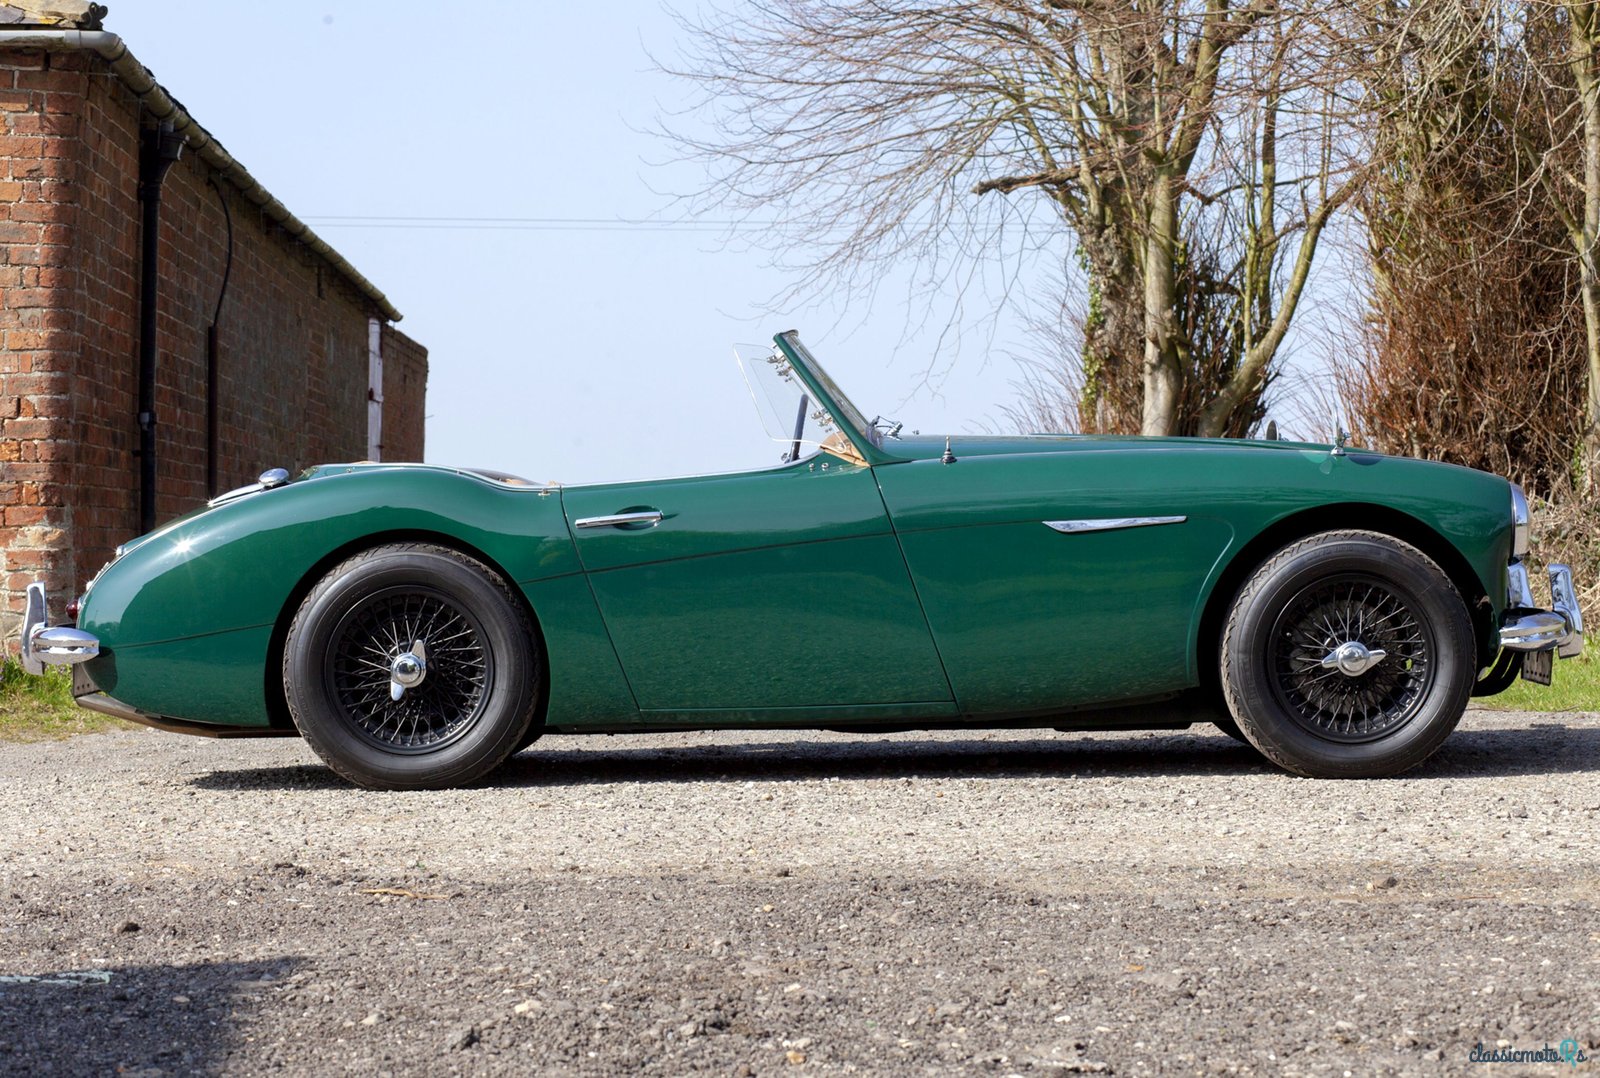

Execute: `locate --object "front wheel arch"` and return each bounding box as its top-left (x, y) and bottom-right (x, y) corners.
top-left (1194, 504), bottom-right (1494, 708)
top-left (263, 529), bottom-right (550, 735)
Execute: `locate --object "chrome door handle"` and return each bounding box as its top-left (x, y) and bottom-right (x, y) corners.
top-left (574, 510), bottom-right (664, 529)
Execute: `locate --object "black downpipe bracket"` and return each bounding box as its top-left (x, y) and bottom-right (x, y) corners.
top-left (136, 121), bottom-right (184, 534)
top-left (205, 176), bottom-right (234, 498)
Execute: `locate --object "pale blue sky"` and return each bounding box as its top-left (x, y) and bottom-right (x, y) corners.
top-left (109, 2), bottom-right (1332, 483)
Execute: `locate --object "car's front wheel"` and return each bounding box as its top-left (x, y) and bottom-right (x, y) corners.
top-left (283, 543), bottom-right (541, 790)
top-left (1220, 530), bottom-right (1475, 778)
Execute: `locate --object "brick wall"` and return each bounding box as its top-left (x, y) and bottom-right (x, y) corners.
top-left (0, 44), bottom-right (426, 645)
top-left (0, 47), bottom-right (85, 643)
top-left (381, 322), bottom-right (427, 462)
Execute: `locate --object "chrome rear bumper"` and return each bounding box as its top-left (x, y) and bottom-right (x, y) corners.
top-left (19, 582), bottom-right (99, 676)
top-left (1499, 563), bottom-right (1585, 657)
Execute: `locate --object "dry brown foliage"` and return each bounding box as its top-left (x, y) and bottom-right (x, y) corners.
top-left (1343, 0), bottom-right (1589, 497)
top-left (1343, 228), bottom-right (1587, 495)
top-left (1529, 489), bottom-right (1600, 608)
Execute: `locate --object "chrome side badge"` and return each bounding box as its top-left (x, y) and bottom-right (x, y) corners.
top-left (1043, 516), bottom-right (1187, 535)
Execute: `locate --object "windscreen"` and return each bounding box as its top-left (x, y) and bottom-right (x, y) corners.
top-left (735, 343), bottom-right (847, 464)
top-left (778, 335), bottom-right (877, 444)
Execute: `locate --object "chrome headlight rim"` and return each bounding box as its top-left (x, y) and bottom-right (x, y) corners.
top-left (1510, 483), bottom-right (1530, 559)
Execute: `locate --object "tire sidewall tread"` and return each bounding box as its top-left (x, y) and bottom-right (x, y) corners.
top-left (283, 543), bottom-right (540, 790)
top-left (1220, 529), bottom-right (1474, 778)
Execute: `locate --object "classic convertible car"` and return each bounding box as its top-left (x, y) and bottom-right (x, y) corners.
top-left (19, 331), bottom-right (1586, 788)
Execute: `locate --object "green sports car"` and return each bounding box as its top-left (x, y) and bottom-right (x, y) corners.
top-left (19, 331), bottom-right (1586, 788)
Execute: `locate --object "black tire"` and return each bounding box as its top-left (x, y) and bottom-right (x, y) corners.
top-left (1211, 715), bottom-right (1251, 744)
top-left (283, 543), bottom-right (541, 790)
top-left (1220, 530), bottom-right (1474, 778)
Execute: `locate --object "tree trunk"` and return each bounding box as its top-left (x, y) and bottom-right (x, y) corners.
top-left (1077, 221), bottom-right (1144, 434)
top-left (1579, 253), bottom-right (1600, 488)
top-left (1141, 174), bottom-right (1182, 435)
top-left (1573, 3), bottom-right (1600, 489)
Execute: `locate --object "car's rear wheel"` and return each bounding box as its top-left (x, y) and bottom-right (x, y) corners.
top-left (284, 543), bottom-right (541, 790)
top-left (1220, 530), bottom-right (1474, 778)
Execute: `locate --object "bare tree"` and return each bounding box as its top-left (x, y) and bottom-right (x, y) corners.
top-left (664, 1), bottom-right (1361, 436)
top-left (1008, 218), bottom-right (1283, 437)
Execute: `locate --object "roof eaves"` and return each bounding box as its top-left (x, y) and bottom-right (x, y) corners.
top-left (0, 27), bottom-right (403, 322)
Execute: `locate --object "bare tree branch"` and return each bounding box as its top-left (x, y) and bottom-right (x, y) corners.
top-left (660, 0), bottom-right (1368, 437)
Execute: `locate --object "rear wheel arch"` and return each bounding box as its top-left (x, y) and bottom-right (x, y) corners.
top-left (1194, 504), bottom-right (1495, 704)
top-left (263, 529), bottom-right (549, 733)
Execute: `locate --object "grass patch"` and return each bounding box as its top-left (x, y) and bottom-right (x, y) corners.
top-left (1480, 647), bottom-right (1600, 713)
top-left (0, 659), bottom-right (123, 741)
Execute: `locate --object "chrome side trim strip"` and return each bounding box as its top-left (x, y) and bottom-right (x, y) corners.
top-left (1043, 516), bottom-right (1187, 535)
top-left (574, 510), bottom-right (664, 529)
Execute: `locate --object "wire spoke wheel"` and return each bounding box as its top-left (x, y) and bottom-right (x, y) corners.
top-left (1222, 531), bottom-right (1473, 778)
top-left (325, 585), bottom-right (492, 753)
top-left (286, 544), bottom-right (541, 790)
top-left (1267, 573), bottom-right (1434, 744)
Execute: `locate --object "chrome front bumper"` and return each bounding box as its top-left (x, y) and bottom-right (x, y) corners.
top-left (1499, 563), bottom-right (1585, 658)
top-left (18, 582), bottom-right (99, 676)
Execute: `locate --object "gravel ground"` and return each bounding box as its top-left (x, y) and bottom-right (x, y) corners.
top-left (0, 708), bottom-right (1596, 1076)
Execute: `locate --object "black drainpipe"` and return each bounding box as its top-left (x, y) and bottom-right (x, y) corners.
top-left (205, 176), bottom-right (234, 498)
top-left (136, 120), bottom-right (185, 534)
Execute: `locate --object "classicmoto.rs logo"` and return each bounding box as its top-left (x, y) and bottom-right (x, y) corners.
top-left (1466, 1039), bottom-right (1589, 1067)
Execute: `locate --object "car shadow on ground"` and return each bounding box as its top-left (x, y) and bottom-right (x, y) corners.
top-left (0, 957), bottom-right (300, 1073)
top-left (190, 719), bottom-right (1600, 792)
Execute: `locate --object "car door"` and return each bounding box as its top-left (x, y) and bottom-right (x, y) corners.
top-left (874, 448), bottom-right (1235, 716)
top-left (561, 458), bottom-right (955, 720)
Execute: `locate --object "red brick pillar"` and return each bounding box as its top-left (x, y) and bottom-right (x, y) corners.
top-left (0, 47), bottom-right (86, 646)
